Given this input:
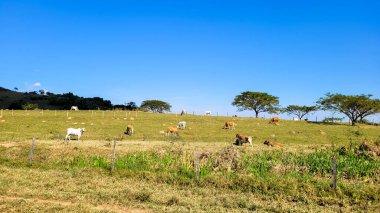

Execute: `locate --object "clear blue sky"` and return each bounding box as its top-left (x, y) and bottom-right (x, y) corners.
top-left (1, 0), bottom-right (379, 120)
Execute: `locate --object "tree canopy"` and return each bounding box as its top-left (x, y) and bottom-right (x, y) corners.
top-left (317, 93), bottom-right (380, 125)
top-left (283, 105), bottom-right (319, 120)
top-left (232, 91), bottom-right (280, 118)
top-left (140, 100), bottom-right (171, 113)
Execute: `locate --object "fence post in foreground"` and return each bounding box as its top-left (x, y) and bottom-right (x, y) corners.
top-left (111, 140), bottom-right (117, 173)
top-left (29, 138), bottom-right (36, 165)
top-left (332, 155), bottom-right (337, 190)
top-left (195, 146), bottom-right (199, 181)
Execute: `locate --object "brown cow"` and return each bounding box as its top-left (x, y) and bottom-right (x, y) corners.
top-left (263, 140), bottom-right (284, 148)
top-left (235, 133), bottom-right (252, 146)
top-left (124, 125), bottom-right (134, 136)
top-left (166, 127), bottom-right (179, 136)
top-left (223, 121), bottom-right (236, 130)
top-left (269, 117), bottom-right (280, 124)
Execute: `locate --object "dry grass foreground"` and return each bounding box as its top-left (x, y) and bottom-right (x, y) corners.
top-left (0, 139), bottom-right (379, 212)
top-left (0, 110), bottom-right (379, 212)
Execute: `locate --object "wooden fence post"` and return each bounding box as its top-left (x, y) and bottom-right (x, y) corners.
top-left (54, 110), bottom-right (56, 116)
top-left (0, 109), bottom-right (3, 117)
top-left (29, 138), bottom-right (36, 165)
top-left (103, 111), bottom-right (105, 118)
top-left (332, 155), bottom-right (337, 190)
top-left (111, 140), bottom-right (117, 173)
top-left (12, 109), bottom-right (14, 116)
top-left (195, 146), bottom-right (199, 181)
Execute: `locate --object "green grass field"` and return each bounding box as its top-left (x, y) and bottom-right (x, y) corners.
top-left (0, 110), bottom-right (379, 212)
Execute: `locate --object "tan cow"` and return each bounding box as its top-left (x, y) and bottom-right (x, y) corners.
top-left (269, 117), bottom-right (280, 124)
top-left (235, 133), bottom-right (252, 146)
top-left (223, 121), bottom-right (236, 130)
top-left (166, 127), bottom-right (179, 136)
top-left (124, 125), bottom-right (134, 136)
top-left (263, 140), bottom-right (284, 148)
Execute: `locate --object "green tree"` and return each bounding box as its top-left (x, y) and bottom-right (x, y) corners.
top-left (140, 100), bottom-right (171, 113)
top-left (232, 91), bottom-right (280, 118)
top-left (125, 102), bottom-right (138, 111)
top-left (317, 93), bottom-right (380, 126)
top-left (22, 103), bottom-right (39, 110)
top-left (283, 105), bottom-right (319, 120)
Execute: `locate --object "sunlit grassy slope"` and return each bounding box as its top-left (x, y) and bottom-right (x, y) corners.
top-left (0, 110), bottom-right (379, 145)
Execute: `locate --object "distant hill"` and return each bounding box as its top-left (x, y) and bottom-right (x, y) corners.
top-left (0, 87), bottom-right (113, 110)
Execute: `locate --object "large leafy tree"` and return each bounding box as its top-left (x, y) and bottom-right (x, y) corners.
top-left (232, 91), bottom-right (280, 118)
top-left (140, 100), bottom-right (171, 113)
top-left (283, 105), bottom-right (319, 120)
top-left (317, 93), bottom-right (380, 126)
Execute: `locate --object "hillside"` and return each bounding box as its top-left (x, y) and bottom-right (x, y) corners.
top-left (0, 87), bottom-right (113, 110)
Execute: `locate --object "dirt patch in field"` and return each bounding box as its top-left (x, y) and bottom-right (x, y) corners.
top-left (0, 142), bottom-right (18, 148)
top-left (0, 195), bottom-right (152, 213)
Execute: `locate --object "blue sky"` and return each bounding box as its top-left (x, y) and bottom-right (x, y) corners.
top-left (1, 0), bottom-right (379, 120)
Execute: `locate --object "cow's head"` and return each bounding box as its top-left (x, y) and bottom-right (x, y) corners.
top-left (81, 128), bottom-right (86, 132)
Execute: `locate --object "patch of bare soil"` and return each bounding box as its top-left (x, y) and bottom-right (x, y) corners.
top-left (0, 195), bottom-right (153, 213)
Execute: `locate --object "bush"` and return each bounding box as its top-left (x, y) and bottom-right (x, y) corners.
top-left (21, 103), bottom-right (39, 110)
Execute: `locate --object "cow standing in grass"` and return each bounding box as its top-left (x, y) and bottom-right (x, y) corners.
top-left (177, 121), bottom-right (186, 130)
top-left (269, 117), bottom-right (280, 124)
top-left (166, 127), bottom-right (179, 136)
top-left (223, 121), bottom-right (236, 130)
top-left (65, 128), bottom-right (85, 141)
top-left (124, 125), bottom-right (134, 136)
top-left (235, 133), bottom-right (252, 146)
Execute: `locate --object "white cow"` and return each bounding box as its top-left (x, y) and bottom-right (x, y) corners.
top-left (205, 111), bottom-right (212, 116)
top-left (65, 128), bottom-right (85, 141)
top-left (70, 106), bottom-right (79, 111)
top-left (177, 121), bottom-right (186, 130)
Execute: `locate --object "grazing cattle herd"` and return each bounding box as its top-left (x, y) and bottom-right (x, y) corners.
top-left (64, 115), bottom-right (284, 148)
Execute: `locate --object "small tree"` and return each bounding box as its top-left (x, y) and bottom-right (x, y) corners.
top-left (232, 91), bottom-right (280, 118)
top-left (22, 103), bottom-right (39, 110)
top-left (140, 100), bottom-right (171, 113)
top-left (125, 102), bottom-right (138, 111)
top-left (283, 105), bottom-right (319, 120)
top-left (317, 93), bottom-right (380, 126)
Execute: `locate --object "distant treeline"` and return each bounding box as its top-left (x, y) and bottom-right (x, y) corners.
top-left (0, 87), bottom-right (115, 110)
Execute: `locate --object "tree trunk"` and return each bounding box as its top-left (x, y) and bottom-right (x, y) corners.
top-left (255, 111), bottom-right (259, 118)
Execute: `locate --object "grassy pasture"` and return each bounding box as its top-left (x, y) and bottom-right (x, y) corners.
top-left (0, 109), bottom-right (379, 144)
top-left (0, 110), bottom-right (379, 212)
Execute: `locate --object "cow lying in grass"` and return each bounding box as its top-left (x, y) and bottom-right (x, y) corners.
top-left (223, 121), bottom-right (236, 130)
top-left (264, 140), bottom-right (284, 148)
top-left (65, 128), bottom-right (85, 141)
top-left (234, 133), bottom-right (252, 146)
top-left (166, 127), bottom-right (179, 136)
top-left (124, 125), bottom-right (134, 136)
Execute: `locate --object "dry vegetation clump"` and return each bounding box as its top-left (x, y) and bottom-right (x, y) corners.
top-left (212, 145), bottom-right (240, 172)
top-left (358, 141), bottom-right (380, 157)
